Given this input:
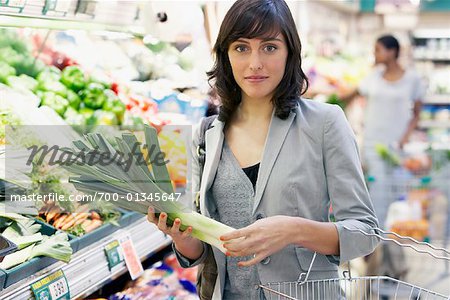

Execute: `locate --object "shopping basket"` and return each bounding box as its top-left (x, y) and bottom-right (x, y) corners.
top-left (259, 226), bottom-right (450, 300)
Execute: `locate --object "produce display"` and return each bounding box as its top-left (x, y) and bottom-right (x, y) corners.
top-left (0, 29), bottom-right (45, 79)
top-left (35, 66), bottom-right (126, 127)
top-left (108, 254), bottom-right (198, 300)
top-left (37, 202), bottom-right (121, 236)
top-left (304, 53), bottom-right (370, 98)
top-left (0, 205), bottom-right (72, 270)
top-left (0, 29), bottom-right (126, 128)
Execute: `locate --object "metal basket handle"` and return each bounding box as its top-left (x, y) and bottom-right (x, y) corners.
top-left (342, 226), bottom-right (450, 262)
top-left (298, 226), bottom-right (450, 283)
top-left (297, 252), bottom-right (317, 283)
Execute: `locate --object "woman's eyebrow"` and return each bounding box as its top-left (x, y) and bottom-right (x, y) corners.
top-left (260, 37), bottom-right (283, 42)
top-left (232, 37), bottom-right (283, 44)
top-left (233, 39), bottom-right (250, 44)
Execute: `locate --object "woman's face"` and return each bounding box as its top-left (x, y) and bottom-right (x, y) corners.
top-left (228, 33), bottom-right (288, 102)
top-left (374, 42), bottom-right (395, 64)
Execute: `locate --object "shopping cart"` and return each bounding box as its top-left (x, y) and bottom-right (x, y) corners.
top-left (364, 146), bottom-right (450, 238)
top-left (259, 226), bottom-right (450, 300)
top-left (365, 146), bottom-right (450, 293)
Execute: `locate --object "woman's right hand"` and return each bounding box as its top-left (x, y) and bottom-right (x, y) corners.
top-left (146, 207), bottom-right (194, 244)
top-left (147, 207), bottom-right (204, 261)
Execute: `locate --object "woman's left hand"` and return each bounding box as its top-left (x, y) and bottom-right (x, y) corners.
top-left (220, 215), bottom-right (297, 267)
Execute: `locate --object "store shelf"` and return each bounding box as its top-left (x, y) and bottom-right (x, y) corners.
top-left (413, 29), bottom-right (450, 39)
top-left (419, 120), bottom-right (450, 128)
top-left (0, 216), bottom-right (172, 300)
top-left (0, 14), bottom-right (145, 35)
top-left (414, 57), bottom-right (450, 63)
top-left (424, 94), bottom-right (450, 105)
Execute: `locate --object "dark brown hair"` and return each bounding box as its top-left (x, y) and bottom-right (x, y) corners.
top-left (377, 34), bottom-right (400, 59)
top-left (207, 0), bottom-right (308, 123)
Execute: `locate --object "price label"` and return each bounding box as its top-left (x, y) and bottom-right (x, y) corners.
top-left (119, 235), bottom-right (143, 280)
top-left (31, 270), bottom-right (70, 300)
top-left (104, 239), bottom-right (124, 271)
top-left (45, 0), bottom-right (57, 10)
top-left (48, 278), bottom-right (69, 299)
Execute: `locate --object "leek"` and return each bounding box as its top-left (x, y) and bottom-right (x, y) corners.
top-left (0, 243), bottom-right (34, 269)
top-left (2, 220), bottom-right (43, 250)
top-left (3, 233), bottom-right (43, 250)
top-left (2, 218), bottom-right (41, 236)
top-left (31, 232), bottom-right (72, 263)
top-left (59, 125), bottom-right (234, 253)
top-left (0, 232), bottom-right (72, 270)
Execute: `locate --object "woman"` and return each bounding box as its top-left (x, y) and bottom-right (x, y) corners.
top-left (148, 0), bottom-right (379, 299)
top-left (341, 35), bottom-right (426, 228)
top-left (343, 35), bottom-right (424, 151)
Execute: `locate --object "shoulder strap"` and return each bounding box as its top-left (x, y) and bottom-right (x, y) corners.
top-left (197, 115), bottom-right (217, 171)
top-left (195, 115), bottom-right (217, 213)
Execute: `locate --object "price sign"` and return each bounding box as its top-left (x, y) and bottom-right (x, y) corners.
top-left (104, 239), bottom-right (124, 271)
top-left (31, 270), bottom-right (70, 300)
top-left (42, 0), bottom-right (71, 15)
top-left (119, 235), bottom-right (143, 280)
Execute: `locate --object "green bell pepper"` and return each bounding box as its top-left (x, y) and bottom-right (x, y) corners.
top-left (41, 91), bottom-right (69, 117)
top-left (79, 82), bottom-right (107, 109)
top-left (66, 89), bottom-right (81, 110)
top-left (102, 89), bottom-right (126, 124)
top-left (61, 66), bottom-right (86, 92)
top-left (38, 80), bottom-right (68, 98)
top-left (36, 67), bottom-right (67, 97)
top-left (0, 61), bottom-right (16, 83)
top-left (36, 66), bottom-right (61, 83)
top-left (78, 107), bottom-right (95, 120)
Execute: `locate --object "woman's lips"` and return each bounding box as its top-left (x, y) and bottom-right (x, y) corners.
top-left (245, 76), bottom-right (269, 83)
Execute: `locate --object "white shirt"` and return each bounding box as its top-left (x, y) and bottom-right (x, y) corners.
top-left (358, 66), bottom-right (426, 148)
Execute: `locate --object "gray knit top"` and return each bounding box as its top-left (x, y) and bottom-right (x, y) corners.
top-left (210, 142), bottom-right (263, 300)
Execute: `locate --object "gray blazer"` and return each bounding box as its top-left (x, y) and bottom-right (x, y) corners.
top-left (175, 98), bottom-right (379, 299)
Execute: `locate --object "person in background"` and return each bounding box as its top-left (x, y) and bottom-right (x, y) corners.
top-left (342, 34), bottom-right (425, 151)
top-left (148, 0), bottom-right (379, 299)
top-left (341, 34), bottom-right (426, 228)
